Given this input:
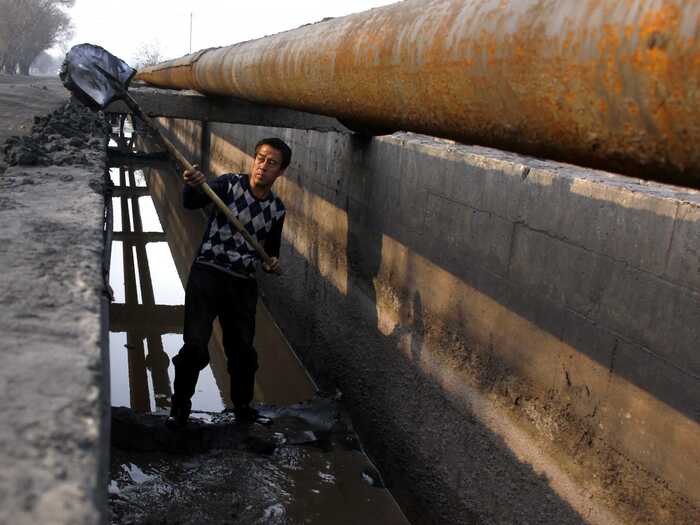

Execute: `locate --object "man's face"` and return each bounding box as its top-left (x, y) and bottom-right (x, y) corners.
top-left (250, 144), bottom-right (285, 189)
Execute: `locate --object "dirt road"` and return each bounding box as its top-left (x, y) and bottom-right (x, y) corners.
top-left (0, 74), bottom-right (68, 147)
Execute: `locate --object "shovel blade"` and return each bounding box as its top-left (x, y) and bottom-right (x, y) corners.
top-left (60, 43), bottom-right (136, 111)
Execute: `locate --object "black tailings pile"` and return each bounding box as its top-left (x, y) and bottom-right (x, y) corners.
top-left (2, 101), bottom-right (110, 170)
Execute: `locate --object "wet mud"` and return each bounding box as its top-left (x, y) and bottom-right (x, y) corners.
top-left (110, 397), bottom-right (407, 524)
top-left (2, 100), bottom-right (109, 170)
top-left (112, 396), bottom-right (352, 455)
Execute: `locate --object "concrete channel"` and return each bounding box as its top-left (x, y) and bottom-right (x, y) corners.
top-left (138, 108), bottom-right (700, 524)
top-left (1, 81), bottom-right (699, 524)
top-left (106, 120), bottom-right (409, 524)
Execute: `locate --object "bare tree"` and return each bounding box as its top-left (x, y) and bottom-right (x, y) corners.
top-left (0, 0), bottom-right (74, 75)
top-left (0, 0), bottom-right (19, 71)
top-left (30, 50), bottom-right (63, 75)
top-left (132, 40), bottom-right (163, 70)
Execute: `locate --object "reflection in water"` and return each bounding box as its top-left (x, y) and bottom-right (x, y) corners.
top-left (149, 334), bottom-right (224, 413)
top-left (137, 196), bottom-right (162, 232)
top-left (109, 241), bottom-right (125, 303)
top-left (131, 246), bottom-right (143, 305)
top-left (126, 199), bottom-right (134, 228)
top-left (109, 158), bottom-right (189, 413)
top-left (144, 244), bottom-right (183, 305)
top-left (109, 332), bottom-right (129, 408)
top-left (110, 197), bottom-right (122, 231)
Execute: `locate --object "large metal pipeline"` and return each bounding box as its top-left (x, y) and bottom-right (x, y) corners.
top-left (136, 0), bottom-right (700, 185)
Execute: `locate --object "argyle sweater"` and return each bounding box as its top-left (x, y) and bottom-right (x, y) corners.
top-left (183, 173), bottom-right (285, 278)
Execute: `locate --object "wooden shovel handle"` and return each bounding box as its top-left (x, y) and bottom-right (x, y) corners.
top-left (123, 94), bottom-right (274, 266)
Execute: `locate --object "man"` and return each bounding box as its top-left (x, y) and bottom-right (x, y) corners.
top-left (166, 137), bottom-right (291, 428)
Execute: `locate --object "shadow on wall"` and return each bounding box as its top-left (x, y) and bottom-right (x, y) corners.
top-left (262, 134), bottom-right (586, 524)
top-left (315, 135), bottom-right (700, 427)
top-left (284, 133), bottom-right (696, 522)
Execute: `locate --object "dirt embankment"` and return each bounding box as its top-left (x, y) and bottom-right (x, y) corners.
top-left (2, 101), bottom-right (110, 171)
top-left (0, 75), bottom-right (68, 146)
top-left (0, 75), bottom-right (110, 523)
top-left (0, 75), bottom-right (109, 174)
top-left (0, 74), bottom-right (83, 175)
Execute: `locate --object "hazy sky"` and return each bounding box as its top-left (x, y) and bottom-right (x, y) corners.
top-left (62, 0), bottom-right (399, 65)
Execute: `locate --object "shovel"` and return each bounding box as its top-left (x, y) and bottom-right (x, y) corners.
top-left (60, 43), bottom-right (275, 268)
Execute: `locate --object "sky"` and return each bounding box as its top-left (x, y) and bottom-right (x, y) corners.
top-left (60, 0), bottom-right (399, 66)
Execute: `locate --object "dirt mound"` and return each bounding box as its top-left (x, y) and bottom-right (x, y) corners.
top-left (2, 102), bottom-right (110, 170)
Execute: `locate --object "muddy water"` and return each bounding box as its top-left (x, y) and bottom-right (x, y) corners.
top-left (107, 124), bottom-right (409, 524)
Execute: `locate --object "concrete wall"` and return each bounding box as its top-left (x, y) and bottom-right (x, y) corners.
top-left (0, 138), bottom-right (110, 522)
top-left (153, 117), bottom-right (700, 525)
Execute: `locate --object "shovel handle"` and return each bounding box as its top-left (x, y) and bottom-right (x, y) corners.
top-left (123, 94), bottom-right (274, 267)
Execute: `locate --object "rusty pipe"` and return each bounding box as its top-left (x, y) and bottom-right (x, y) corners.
top-left (136, 0), bottom-right (700, 185)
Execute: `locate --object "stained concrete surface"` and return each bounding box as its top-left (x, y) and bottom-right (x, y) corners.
top-left (0, 99), bottom-right (110, 524)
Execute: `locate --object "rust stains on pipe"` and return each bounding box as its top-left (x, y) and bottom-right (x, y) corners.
top-left (136, 0), bottom-right (700, 185)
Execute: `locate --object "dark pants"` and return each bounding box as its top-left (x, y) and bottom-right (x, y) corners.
top-left (172, 263), bottom-right (258, 408)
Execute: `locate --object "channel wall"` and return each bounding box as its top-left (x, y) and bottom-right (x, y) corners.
top-left (146, 117), bottom-right (700, 525)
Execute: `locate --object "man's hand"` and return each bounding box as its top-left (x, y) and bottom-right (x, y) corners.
top-left (183, 164), bottom-right (206, 187)
top-left (262, 257), bottom-right (282, 275)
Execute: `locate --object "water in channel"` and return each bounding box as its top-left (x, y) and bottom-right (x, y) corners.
top-left (106, 122), bottom-right (409, 524)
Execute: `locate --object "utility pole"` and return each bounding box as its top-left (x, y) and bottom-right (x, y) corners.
top-left (189, 12), bottom-right (193, 54)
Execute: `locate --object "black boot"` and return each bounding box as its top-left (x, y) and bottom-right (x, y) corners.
top-left (165, 398), bottom-right (191, 429)
top-left (233, 405), bottom-right (271, 425)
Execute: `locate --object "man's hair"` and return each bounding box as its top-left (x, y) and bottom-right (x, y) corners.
top-left (255, 138), bottom-right (292, 170)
